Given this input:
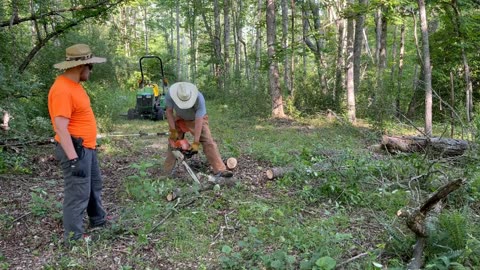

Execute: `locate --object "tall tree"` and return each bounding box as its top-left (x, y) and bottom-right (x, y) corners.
top-left (281, 0), bottom-right (291, 96)
top-left (266, 0), bottom-right (285, 118)
top-left (418, 0), bottom-right (433, 136)
top-left (346, 0), bottom-right (356, 123)
top-left (254, 0), bottom-right (263, 91)
top-left (334, 0), bottom-right (345, 109)
top-left (176, 0), bottom-right (181, 79)
top-left (302, 0), bottom-right (327, 93)
top-left (451, 0), bottom-right (473, 122)
top-left (224, 0), bottom-right (231, 83)
top-left (353, 0), bottom-right (367, 94)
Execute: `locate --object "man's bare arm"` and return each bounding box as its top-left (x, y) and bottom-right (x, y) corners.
top-left (54, 116), bottom-right (78, 160)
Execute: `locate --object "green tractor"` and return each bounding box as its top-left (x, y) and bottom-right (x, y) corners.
top-left (127, 56), bottom-right (167, 121)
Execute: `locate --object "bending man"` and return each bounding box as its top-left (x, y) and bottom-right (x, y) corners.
top-left (164, 82), bottom-right (233, 178)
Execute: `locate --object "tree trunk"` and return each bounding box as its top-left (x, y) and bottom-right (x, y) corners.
top-left (281, 0), bottom-right (291, 96)
top-left (224, 0), bottom-right (231, 84)
top-left (267, 0), bottom-right (286, 118)
top-left (214, 0), bottom-right (223, 90)
top-left (176, 1), bottom-right (181, 79)
top-left (254, 0), bottom-right (263, 92)
top-left (396, 24), bottom-right (405, 117)
top-left (187, 4), bottom-right (198, 82)
top-left (290, 0), bottom-right (295, 97)
top-left (380, 135), bottom-right (469, 156)
top-left (143, 5), bottom-right (149, 54)
top-left (346, 0), bottom-right (356, 123)
top-left (451, 0), bottom-right (473, 123)
top-left (406, 64), bottom-right (422, 119)
top-left (418, 0), bottom-right (433, 136)
top-left (353, 0), bottom-right (366, 94)
top-left (450, 71), bottom-right (455, 137)
top-left (334, 4), bottom-right (345, 109)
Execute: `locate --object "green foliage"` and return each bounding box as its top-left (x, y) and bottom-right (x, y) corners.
top-left (0, 251), bottom-right (9, 270)
top-left (219, 226), bottom-right (297, 269)
top-left (28, 188), bottom-right (62, 219)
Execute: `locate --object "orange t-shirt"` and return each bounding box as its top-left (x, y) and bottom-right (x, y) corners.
top-left (48, 75), bottom-right (97, 149)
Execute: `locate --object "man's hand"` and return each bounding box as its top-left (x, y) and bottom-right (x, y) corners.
top-left (69, 158), bottom-right (87, 177)
top-left (189, 142), bottom-right (200, 154)
top-left (169, 129), bottom-right (177, 140)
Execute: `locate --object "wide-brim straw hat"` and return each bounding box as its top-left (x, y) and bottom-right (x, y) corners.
top-left (53, 44), bottom-right (106, 70)
top-left (169, 82), bottom-right (199, 109)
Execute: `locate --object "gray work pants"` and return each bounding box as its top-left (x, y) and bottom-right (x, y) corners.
top-left (55, 144), bottom-right (106, 241)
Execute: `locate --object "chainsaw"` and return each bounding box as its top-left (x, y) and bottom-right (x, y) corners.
top-left (169, 138), bottom-right (201, 185)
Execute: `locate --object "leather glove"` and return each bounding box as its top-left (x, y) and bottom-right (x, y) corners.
top-left (169, 129), bottom-right (177, 140)
top-left (69, 158), bottom-right (87, 177)
top-left (189, 142), bottom-right (200, 154)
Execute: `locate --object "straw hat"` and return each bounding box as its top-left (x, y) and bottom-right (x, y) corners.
top-left (53, 44), bottom-right (106, 70)
top-left (169, 82), bottom-right (199, 109)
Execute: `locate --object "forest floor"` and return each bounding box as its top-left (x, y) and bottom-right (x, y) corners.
top-left (2, 108), bottom-right (466, 269)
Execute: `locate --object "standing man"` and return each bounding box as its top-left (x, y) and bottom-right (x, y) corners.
top-left (164, 82), bottom-right (233, 178)
top-left (48, 44), bottom-right (107, 242)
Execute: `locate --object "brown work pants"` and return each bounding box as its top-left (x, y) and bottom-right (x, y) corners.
top-left (164, 115), bottom-right (226, 174)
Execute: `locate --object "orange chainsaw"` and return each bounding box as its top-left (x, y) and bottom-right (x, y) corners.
top-left (169, 139), bottom-right (201, 184)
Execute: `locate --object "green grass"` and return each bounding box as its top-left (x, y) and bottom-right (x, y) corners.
top-left (7, 101), bottom-right (480, 269)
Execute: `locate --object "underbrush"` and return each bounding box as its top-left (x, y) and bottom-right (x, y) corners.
top-left (3, 101), bottom-right (480, 269)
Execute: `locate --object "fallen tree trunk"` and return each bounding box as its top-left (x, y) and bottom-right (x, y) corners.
top-left (166, 174), bottom-right (239, 201)
top-left (397, 178), bottom-right (466, 269)
top-left (380, 135), bottom-right (469, 156)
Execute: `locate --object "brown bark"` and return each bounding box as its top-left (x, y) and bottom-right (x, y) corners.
top-left (345, 0), bottom-right (356, 123)
top-left (267, 0), bottom-right (286, 118)
top-left (265, 167), bottom-right (293, 180)
top-left (353, 0), bottom-right (366, 94)
top-left (418, 0), bottom-right (433, 136)
top-left (380, 135), bottom-right (469, 156)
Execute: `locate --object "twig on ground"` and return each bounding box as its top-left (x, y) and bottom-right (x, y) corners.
top-left (9, 211), bottom-right (32, 226)
top-left (336, 252), bottom-right (369, 268)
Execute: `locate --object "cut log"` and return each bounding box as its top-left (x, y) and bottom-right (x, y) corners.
top-left (166, 174), bottom-right (239, 201)
top-left (265, 167), bottom-right (293, 180)
top-left (1, 111), bottom-right (10, 131)
top-left (225, 157), bottom-right (237, 170)
top-left (380, 135), bottom-right (469, 157)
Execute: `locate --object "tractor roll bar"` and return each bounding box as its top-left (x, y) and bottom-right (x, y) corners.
top-left (139, 55), bottom-right (165, 89)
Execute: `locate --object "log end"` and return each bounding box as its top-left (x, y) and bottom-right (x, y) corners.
top-left (226, 157), bottom-right (238, 170)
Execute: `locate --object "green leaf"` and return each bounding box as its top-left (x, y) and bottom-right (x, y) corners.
top-left (221, 245), bottom-right (232, 254)
top-left (315, 256), bottom-right (336, 270)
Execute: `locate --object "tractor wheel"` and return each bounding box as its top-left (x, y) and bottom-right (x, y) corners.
top-left (127, 108), bottom-right (136, 120)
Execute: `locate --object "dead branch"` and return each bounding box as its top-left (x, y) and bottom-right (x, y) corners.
top-left (397, 178), bottom-right (466, 269)
top-left (336, 252), bottom-right (369, 269)
top-left (166, 173), bottom-right (239, 201)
